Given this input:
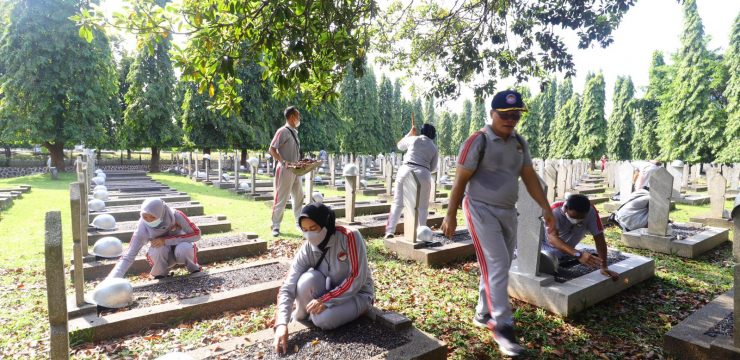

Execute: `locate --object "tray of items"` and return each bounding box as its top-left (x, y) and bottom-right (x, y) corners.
top-left (285, 159), bottom-right (323, 176)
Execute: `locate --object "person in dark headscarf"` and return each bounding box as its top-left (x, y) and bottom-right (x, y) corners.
top-left (384, 123), bottom-right (439, 239)
top-left (107, 198), bottom-right (201, 279)
top-left (273, 203), bottom-right (374, 354)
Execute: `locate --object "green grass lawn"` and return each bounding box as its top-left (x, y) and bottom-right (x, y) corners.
top-left (0, 172), bottom-right (735, 359)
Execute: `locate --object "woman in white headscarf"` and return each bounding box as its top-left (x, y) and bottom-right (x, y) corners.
top-left (107, 198), bottom-right (201, 279)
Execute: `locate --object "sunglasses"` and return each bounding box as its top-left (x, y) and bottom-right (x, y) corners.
top-left (496, 112), bottom-right (522, 121)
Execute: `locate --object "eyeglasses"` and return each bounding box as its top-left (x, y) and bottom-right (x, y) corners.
top-left (496, 112), bottom-right (522, 121)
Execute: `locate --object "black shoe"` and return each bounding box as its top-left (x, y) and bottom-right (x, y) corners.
top-left (154, 275), bottom-right (166, 279)
top-left (472, 313), bottom-right (492, 328)
top-left (493, 323), bottom-right (525, 356)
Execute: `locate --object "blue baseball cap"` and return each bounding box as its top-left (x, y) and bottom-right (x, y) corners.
top-left (491, 90), bottom-right (527, 112)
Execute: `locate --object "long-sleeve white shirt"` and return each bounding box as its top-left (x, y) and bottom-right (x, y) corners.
top-left (397, 135), bottom-right (438, 171)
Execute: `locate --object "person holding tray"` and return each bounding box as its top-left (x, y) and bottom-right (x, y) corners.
top-left (269, 106), bottom-right (304, 237)
top-left (273, 203), bottom-right (375, 354)
top-left (107, 198), bottom-right (201, 280)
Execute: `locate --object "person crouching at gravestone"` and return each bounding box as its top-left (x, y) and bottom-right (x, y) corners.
top-left (107, 198), bottom-right (202, 280)
top-left (269, 106), bottom-right (304, 237)
top-left (384, 123), bottom-right (439, 239)
top-left (273, 203), bottom-right (374, 354)
top-left (442, 90), bottom-right (556, 357)
top-left (611, 189), bottom-right (650, 232)
top-left (632, 160), bottom-right (662, 190)
top-left (539, 194), bottom-right (619, 281)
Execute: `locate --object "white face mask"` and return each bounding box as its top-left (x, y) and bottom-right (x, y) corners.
top-left (564, 212), bottom-right (583, 225)
top-left (144, 217), bottom-right (162, 228)
top-left (295, 120), bottom-right (301, 128)
top-left (304, 227), bottom-right (328, 248)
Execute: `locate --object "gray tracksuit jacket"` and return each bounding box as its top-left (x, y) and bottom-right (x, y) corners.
top-left (108, 210), bottom-right (201, 278)
top-left (275, 226), bottom-right (374, 326)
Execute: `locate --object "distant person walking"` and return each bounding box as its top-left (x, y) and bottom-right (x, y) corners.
top-left (600, 155), bottom-right (607, 172)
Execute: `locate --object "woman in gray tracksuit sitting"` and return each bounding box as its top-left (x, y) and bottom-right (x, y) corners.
top-left (273, 203), bottom-right (375, 354)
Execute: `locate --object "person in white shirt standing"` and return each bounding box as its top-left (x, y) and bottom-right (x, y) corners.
top-left (384, 124), bottom-right (439, 238)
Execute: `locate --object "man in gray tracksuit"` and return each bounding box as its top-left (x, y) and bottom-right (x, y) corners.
top-left (269, 106), bottom-right (304, 237)
top-left (442, 90), bottom-right (556, 357)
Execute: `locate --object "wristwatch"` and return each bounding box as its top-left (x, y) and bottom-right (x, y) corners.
top-left (574, 251), bottom-right (582, 259)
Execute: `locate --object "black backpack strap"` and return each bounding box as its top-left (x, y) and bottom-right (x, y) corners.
top-left (285, 126), bottom-right (301, 158)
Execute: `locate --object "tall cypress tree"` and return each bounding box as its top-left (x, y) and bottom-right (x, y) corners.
top-left (556, 78), bottom-right (573, 112)
top-left (453, 99), bottom-right (472, 149)
top-left (606, 76), bottom-right (635, 160)
top-left (424, 96), bottom-right (436, 125)
top-left (518, 94), bottom-right (541, 157)
top-left (437, 112), bottom-right (453, 155)
top-left (632, 52), bottom-right (668, 160)
top-left (717, 13), bottom-right (740, 163)
top-left (412, 97), bottom-right (425, 128)
top-left (537, 80), bottom-right (558, 157)
top-left (391, 79), bottom-right (404, 141)
top-left (658, 0), bottom-right (725, 163)
top-left (121, 28), bottom-right (181, 172)
top-left (549, 94), bottom-right (581, 159)
top-left (0, 0), bottom-right (117, 170)
top-left (340, 66), bottom-right (383, 155)
top-left (471, 99), bottom-right (486, 133)
top-left (378, 75), bottom-right (396, 151)
top-left (575, 72), bottom-right (607, 163)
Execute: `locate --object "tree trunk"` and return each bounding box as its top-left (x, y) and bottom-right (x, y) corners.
top-left (150, 147), bottom-right (160, 173)
top-left (3, 145), bottom-right (10, 167)
top-left (96, 148), bottom-right (102, 161)
top-left (126, 149), bottom-right (132, 160)
top-left (43, 142), bottom-right (66, 172)
top-left (241, 148), bottom-right (248, 166)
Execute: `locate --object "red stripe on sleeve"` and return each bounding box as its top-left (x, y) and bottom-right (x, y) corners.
top-left (592, 205), bottom-right (604, 232)
top-left (458, 132), bottom-right (483, 165)
top-left (161, 210), bottom-right (200, 240)
top-left (319, 227), bottom-right (358, 303)
top-left (551, 201), bottom-right (565, 210)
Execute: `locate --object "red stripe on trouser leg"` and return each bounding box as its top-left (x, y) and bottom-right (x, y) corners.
top-left (463, 197), bottom-right (495, 319)
top-left (192, 243), bottom-right (199, 265)
top-left (146, 254), bottom-right (153, 267)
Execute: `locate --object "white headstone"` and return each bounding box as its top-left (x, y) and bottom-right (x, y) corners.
top-left (618, 162), bottom-right (634, 203)
top-left (648, 168), bottom-right (673, 236)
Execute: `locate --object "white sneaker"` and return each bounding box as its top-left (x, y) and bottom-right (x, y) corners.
top-left (272, 229), bottom-right (280, 237)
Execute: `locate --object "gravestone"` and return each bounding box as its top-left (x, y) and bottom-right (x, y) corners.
top-left (385, 161), bottom-right (394, 196)
top-left (564, 161), bottom-right (573, 192)
top-left (691, 164), bottom-right (700, 183)
top-left (515, 177), bottom-right (546, 276)
top-left (709, 174), bottom-right (727, 218)
top-left (437, 159), bottom-right (444, 185)
top-left (76, 162), bottom-right (89, 256)
top-left (187, 153), bottom-right (192, 179)
top-left (218, 153), bottom-right (223, 182)
top-left (329, 155), bottom-right (336, 187)
top-left (608, 163), bottom-right (617, 189)
top-left (544, 164), bottom-right (557, 203)
top-left (667, 162), bottom-right (683, 199)
top-left (648, 168), bottom-right (673, 236)
top-left (402, 172), bottom-right (422, 244)
top-left (557, 162), bottom-right (567, 199)
top-left (233, 151), bottom-right (240, 191)
top-left (68, 183), bottom-right (86, 306)
top-left (429, 171), bottom-right (438, 205)
top-left (194, 152), bottom-right (199, 178)
top-left (682, 165), bottom-right (690, 188)
top-left (305, 170), bottom-right (314, 205)
top-left (45, 211), bottom-right (70, 359)
top-left (344, 174), bottom-right (358, 223)
top-left (618, 162), bottom-right (634, 203)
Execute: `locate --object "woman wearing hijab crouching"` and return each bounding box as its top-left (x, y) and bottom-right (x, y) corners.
top-left (107, 198), bottom-right (202, 280)
top-left (273, 203), bottom-right (374, 354)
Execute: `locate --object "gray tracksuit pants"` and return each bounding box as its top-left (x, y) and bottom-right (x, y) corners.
top-left (271, 163), bottom-right (304, 230)
top-left (293, 270), bottom-right (371, 330)
top-left (146, 242), bottom-right (200, 277)
top-left (463, 196), bottom-right (518, 327)
top-left (385, 164), bottom-right (432, 234)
